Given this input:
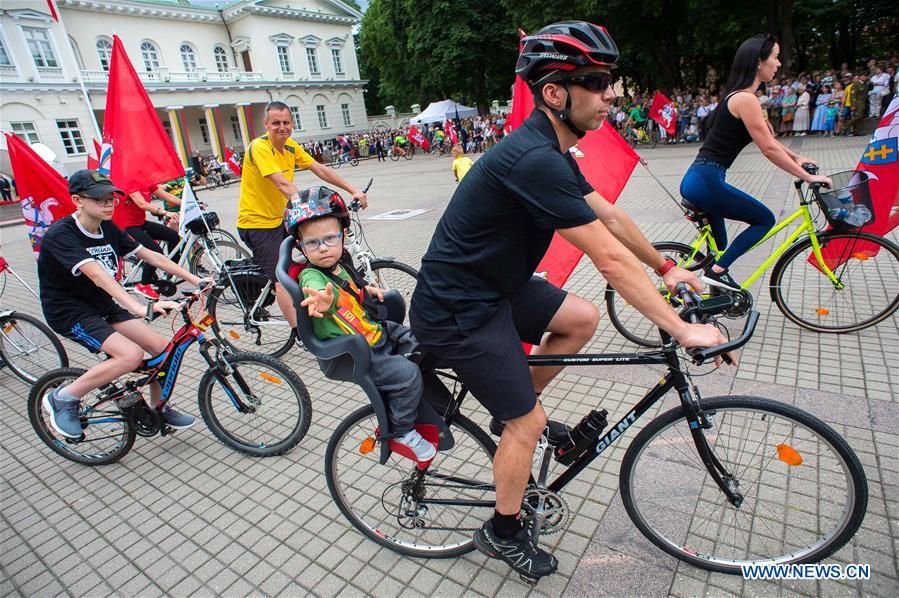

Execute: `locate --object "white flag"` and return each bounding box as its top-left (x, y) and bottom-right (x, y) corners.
top-left (179, 181), bottom-right (205, 236)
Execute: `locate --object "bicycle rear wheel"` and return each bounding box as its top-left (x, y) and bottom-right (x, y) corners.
top-left (364, 260), bottom-right (419, 325)
top-left (769, 230), bottom-right (899, 333)
top-left (207, 279), bottom-right (296, 357)
top-left (0, 311), bottom-right (68, 384)
top-left (198, 351), bottom-right (311, 456)
top-left (28, 369), bottom-right (136, 465)
top-left (188, 240), bottom-right (250, 278)
top-left (326, 405), bottom-right (496, 558)
top-left (620, 395), bottom-right (867, 574)
top-left (605, 242), bottom-right (705, 346)
top-left (389, 151), bottom-right (400, 162)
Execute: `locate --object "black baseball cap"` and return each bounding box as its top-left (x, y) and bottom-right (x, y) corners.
top-left (68, 169), bottom-right (122, 198)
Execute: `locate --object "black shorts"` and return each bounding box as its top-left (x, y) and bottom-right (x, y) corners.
top-left (54, 304), bottom-right (137, 354)
top-left (238, 226), bottom-right (288, 282)
top-left (410, 276), bottom-right (567, 421)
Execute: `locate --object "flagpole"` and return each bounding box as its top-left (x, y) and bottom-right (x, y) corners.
top-left (49, 0), bottom-right (102, 139)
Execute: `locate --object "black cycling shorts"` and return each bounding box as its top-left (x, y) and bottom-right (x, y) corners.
top-left (238, 225), bottom-right (289, 282)
top-left (410, 276), bottom-right (567, 421)
top-left (54, 304), bottom-right (137, 354)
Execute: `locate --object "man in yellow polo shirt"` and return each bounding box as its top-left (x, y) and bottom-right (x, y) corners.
top-left (237, 101), bottom-right (367, 326)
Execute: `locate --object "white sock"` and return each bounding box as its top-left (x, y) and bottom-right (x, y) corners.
top-left (57, 386), bottom-right (80, 402)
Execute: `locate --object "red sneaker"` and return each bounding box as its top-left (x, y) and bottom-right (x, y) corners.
top-left (134, 283), bottom-right (160, 300)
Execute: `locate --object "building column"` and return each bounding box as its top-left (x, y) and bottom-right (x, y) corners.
top-left (203, 104), bottom-right (226, 160)
top-left (166, 105), bottom-right (191, 168)
top-left (235, 102), bottom-right (254, 149)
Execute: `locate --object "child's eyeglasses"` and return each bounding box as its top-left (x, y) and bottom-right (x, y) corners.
top-left (300, 232), bottom-right (343, 251)
top-left (563, 72), bottom-right (613, 93)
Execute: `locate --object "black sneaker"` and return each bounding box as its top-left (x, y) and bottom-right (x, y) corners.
top-left (700, 267), bottom-right (742, 292)
top-left (473, 520), bottom-right (558, 583)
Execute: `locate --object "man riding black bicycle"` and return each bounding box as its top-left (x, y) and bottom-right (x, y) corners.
top-left (409, 21), bottom-right (733, 582)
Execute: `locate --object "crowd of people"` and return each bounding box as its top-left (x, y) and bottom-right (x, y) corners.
top-left (608, 57), bottom-right (897, 144)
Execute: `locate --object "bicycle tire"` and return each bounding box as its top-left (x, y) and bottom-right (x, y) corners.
top-left (605, 241), bottom-right (705, 346)
top-left (649, 128), bottom-right (660, 148)
top-left (208, 228), bottom-right (241, 247)
top-left (364, 260), bottom-right (419, 325)
top-left (198, 351), bottom-right (311, 456)
top-left (769, 230), bottom-right (899, 333)
top-left (403, 150), bottom-right (413, 160)
top-left (389, 151), bottom-right (401, 162)
top-left (350, 157), bottom-right (359, 166)
top-left (207, 280), bottom-right (296, 358)
top-left (188, 240), bottom-right (250, 278)
top-left (0, 311), bottom-right (69, 384)
top-left (619, 395), bottom-right (867, 574)
top-left (326, 405), bottom-right (497, 558)
top-left (28, 368), bottom-right (137, 466)
top-left (332, 159), bottom-right (342, 169)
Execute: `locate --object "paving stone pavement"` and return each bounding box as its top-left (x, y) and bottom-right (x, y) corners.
top-left (1, 133), bottom-right (896, 598)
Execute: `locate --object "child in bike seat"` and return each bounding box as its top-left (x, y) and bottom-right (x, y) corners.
top-left (37, 170), bottom-right (205, 439)
top-left (284, 186), bottom-right (436, 462)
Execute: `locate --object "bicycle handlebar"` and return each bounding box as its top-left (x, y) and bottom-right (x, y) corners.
top-left (348, 178), bottom-right (374, 212)
top-left (674, 283), bottom-right (759, 366)
top-left (142, 282), bottom-right (216, 322)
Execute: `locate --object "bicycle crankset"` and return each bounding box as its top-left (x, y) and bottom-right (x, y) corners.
top-left (724, 289), bottom-right (753, 318)
top-left (126, 401), bottom-right (162, 437)
top-left (521, 488), bottom-right (570, 536)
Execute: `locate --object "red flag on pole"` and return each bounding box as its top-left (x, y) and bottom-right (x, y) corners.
top-left (649, 91), bottom-right (677, 136)
top-left (4, 132), bottom-right (74, 259)
top-left (408, 125), bottom-right (430, 152)
top-left (87, 138), bottom-right (101, 170)
top-left (444, 119), bottom-right (459, 145)
top-left (46, 0), bottom-right (60, 22)
top-left (224, 146), bottom-right (242, 177)
top-left (104, 35), bottom-right (184, 196)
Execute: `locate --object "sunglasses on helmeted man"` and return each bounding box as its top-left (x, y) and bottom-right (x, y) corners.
top-left (561, 72), bottom-right (613, 93)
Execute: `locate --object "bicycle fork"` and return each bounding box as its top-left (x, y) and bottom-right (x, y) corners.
top-left (198, 341), bottom-right (260, 413)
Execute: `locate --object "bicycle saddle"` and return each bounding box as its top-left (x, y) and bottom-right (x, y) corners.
top-left (679, 199), bottom-right (707, 215)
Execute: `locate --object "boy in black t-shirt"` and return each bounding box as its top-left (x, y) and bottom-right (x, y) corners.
top-left (38, 170), bottom-right (205, 439)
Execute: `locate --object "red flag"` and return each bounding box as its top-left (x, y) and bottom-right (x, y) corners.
top-left (408, 125), bottom-right (430, 151)
top-left (504, 30), bottom-right (530, 136)
top-left (104, 35), bottom-right (183, 196)
top-left (444, 119), bottom-right (459, 145)
top-left (649, 91), bottom-right (677, 136)
top-left (87, 139), bottom-right (101, 170)
top-left (46, 0), bottom-right (59, 22)
top-left (4, 132), bottom-right (74, 259)
top-left (224, 146), bottom-right (242, 177)
top-left (810, 97), bottom-right (899, 270)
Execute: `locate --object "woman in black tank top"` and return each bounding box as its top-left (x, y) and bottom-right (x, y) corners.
top-left (679, 34), bottom-right (833, 291)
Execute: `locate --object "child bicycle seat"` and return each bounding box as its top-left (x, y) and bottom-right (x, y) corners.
top-left (275, 237), bottom-right (454, 465)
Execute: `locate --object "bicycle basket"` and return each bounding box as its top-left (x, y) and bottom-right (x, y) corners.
top-left (186, 211), bottom-right (220, 235)
top-left (222, 258), bottom-right (276, 308)
top-left (815, 170), bottom-right (875, 230)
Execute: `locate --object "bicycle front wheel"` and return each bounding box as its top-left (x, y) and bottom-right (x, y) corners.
top-left (605, 242), bottom-right (705, 346)
top-left (0, 311), bottom-right (69, 384)
top-left (620, 396), bottom-right (867, 574)
top-left (326, 405), bottom-right (497, 558)
top-left (364, 260), bottom-right (419, 325)
top-left (28, 369), bottom-right (136, 465)
top-left (198, 351), bottom-right (311, 456)
top-left (403, 149), bottom-right (413, 160)
top-left (770, 230), bottom-right (899, 332)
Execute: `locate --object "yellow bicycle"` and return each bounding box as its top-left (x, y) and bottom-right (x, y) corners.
top-left (606, 167), bottom-right (899, 346)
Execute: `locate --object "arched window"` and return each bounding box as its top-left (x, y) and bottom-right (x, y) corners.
top-left (213, 45), bottom-right (229, 73)
top-left (180, 43), bottom-right (198, 72)
top-left (96, 37), bottom-right (112, 71)
top-left (140, 40), bottom-right (161, 72)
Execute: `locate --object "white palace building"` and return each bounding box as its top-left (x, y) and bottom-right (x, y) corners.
top-left (0, 0), bottom-right (367, 173)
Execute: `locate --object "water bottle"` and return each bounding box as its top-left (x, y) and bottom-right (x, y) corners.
top-left (845, 204), bottom-right (872, 228)
top-left (554, 409), bottom-right (608, 465)
top-left (828, 207), bottom-right (848, 223)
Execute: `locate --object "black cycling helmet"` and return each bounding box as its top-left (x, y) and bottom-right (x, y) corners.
top-left (515, 21), bottom-right (619, 87)
top-left (284, 186), bottom-right (350, 238)
top-left (515, 21), bottom-right (619, 139)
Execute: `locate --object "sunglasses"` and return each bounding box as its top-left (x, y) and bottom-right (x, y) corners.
top-left (83, 195), bottom-right (120, 207)
top-left (562, 72), bottom-right (613, 93)
top-left (299, 232), bottom-right (343, 251)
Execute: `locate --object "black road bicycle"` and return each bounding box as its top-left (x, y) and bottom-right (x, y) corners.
top-left (28, 286), bottom-right (311, 465)
top-left (324, 287), bottom-right (867, 582)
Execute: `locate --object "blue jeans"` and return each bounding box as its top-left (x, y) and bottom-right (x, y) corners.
top-left (679, 159), bottom-right (775, 269)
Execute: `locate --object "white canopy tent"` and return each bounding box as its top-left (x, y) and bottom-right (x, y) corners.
top-left (410, 100), bottom-right (478, 124)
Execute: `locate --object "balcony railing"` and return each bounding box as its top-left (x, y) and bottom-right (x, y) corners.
top-left (37, 66), bottom-right (64, 80)
top-left (0, 64), bottom-right (18, 79)
top-left (77, 69), bottom-right (300, 85)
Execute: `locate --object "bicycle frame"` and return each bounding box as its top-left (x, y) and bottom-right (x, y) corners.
top-left (681, 192), bottom-right (845, 289)
top-left (424, 341), bottom-right (741, 510)
top-left (87, 306), bottom-right (256, 420)
top-left (121, 228), bottom-right (196, 287)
